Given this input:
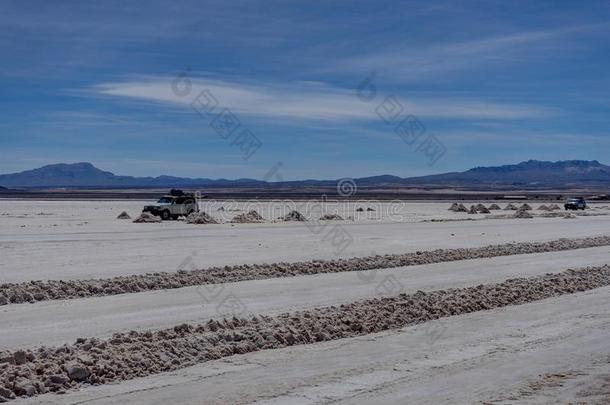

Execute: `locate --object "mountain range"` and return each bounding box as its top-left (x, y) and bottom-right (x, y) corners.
top-left (0, 160), bottom-right (609, 189)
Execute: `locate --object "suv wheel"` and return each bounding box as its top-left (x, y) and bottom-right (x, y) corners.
top-left (161, 210), bottom-right (171, 220)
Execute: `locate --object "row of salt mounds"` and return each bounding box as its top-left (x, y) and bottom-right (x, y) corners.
top-left (116, 211), bottom-right (131, 220)
top-left (504, 203), bottom-right (518, 210)
top-left (230, 210), bottom-right (264, 223)
top-left (186, 211), bottom-right (219, 224)
top-left (0, 266), bottom-right (593, 395)
top-left (6, 235), bottom-right (610, 305)
top-left (451, 203), bottom-right (500, 212)
top-left (283, 210), bottom-right (307, 221)
top-left (2, 266), bottom-right (609, 400)
top-left (132, 212), bottom-right (161, 223)
top-left (320, 214), bottom-right (344, 220)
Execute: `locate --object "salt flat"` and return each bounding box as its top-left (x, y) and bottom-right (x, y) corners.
top-left (1, 200), bottom-right (609, 283)
top-left (2, 246), bottom-right (609, 351)
top-left (13, 286), bottom-right (610, 405)
top-left (2, 199), bottom-right (610, 404)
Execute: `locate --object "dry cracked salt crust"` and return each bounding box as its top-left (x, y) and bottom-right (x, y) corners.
top-left (488, 354), bottom-right (610, 403)
top-left (1, 265), bottom-right (610, 402)
top-left (3, 236), bottom-right (610, 306)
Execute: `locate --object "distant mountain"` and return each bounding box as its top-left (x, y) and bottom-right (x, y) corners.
top-left (0, 163), bottom-right (266, 188)
top-left (403, 160), bottom-right (610, 187)
top-left (0, 160), bottom-right (609, 189)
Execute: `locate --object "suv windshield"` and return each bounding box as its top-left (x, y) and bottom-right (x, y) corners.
top-left (157, 197), bottom-right (174, 204)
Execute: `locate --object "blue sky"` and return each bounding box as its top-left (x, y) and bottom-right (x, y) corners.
top-left (1, 0), bottom-right (609, 180)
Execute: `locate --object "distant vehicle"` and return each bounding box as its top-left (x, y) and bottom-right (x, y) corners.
top-left (143, 189), bottom-right (199, 220)
top-left (564, 197), bottom-right (587, 211)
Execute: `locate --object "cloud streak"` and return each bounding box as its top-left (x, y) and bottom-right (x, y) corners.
top-left (330, 23), bottom-right (610, 80)
top-left (92, 76), bottom-right (552, 121)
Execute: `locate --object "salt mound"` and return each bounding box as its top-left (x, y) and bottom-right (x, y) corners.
top-left (474, 203), bottom-right (490, 213)
top-left (538, 204), bottom-right (551, 211)
top-left (488, 204), bottom-right (501, 210)
top-left (283, 210), bottom-right (306, 221)
top-left (231, 210), bottom-right (264, 223)
top-left (449, 202), bottom-right (470, 212)
top-left (186, 211), bottom-right (219, 224)
top-left (356, 207), bottom-right (365, 212)
top-left (477, 205), bottom-right (491, 214)
top-left (132, 213), bottom-right (161, 223)
top-left (564, 213), bottom-right (577, 219)
top-left (504, 204), bottom-right (518, 210)
top-left (514, 209), bottom-right (533, 219)
top-left (520, 203), bottom-right (532, 211)
top-left (320, 214), bottom-right (344, 221)
top-left (217, 207), bottom-right (225, 211)
top-left (468, 205), bottom-right (478, 214)
top-left (116, 211), bottom-right (131, 220)
top-left (366, 207), bottom-right (375, 212)
top-left (549, 204), bottom-right (561, 210)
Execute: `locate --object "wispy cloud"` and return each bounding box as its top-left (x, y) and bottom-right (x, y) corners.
top-left (441, 130), bottom-right (610, 147)
top-left (91, 76), bottom-right (552, 121)
top-left (330, 23), bottom-right (610, 80)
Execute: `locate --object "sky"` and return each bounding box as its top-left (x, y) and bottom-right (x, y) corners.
top-left (1, 0), bottom-right (609, 180)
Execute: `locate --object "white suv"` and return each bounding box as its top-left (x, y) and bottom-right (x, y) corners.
top-left (142, 190), bottom-right (199, 220)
